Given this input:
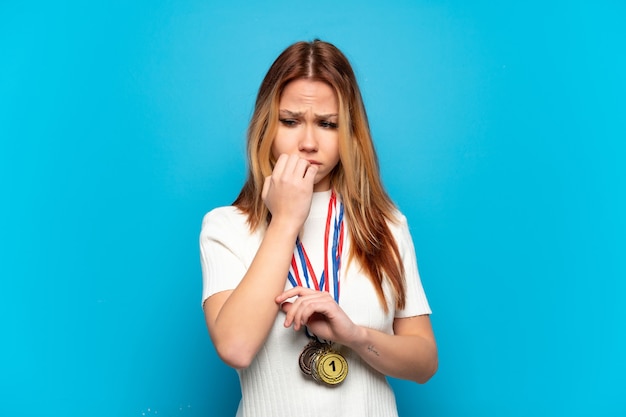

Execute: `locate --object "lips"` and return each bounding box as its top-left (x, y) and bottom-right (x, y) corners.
top-left (307, 159), bottom-right (321, 165)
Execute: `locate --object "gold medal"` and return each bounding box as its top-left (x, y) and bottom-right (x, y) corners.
top-left (315, 350), bottom-right (348, 385)
top-left (301, 341), bottom-right (348, 386)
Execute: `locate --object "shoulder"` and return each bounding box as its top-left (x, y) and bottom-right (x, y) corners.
top-left (387, 209), bottom-right (410, 236)
top-left (385, 209), bottom-right (416, 253)
top-left (200, 206), bottom-right (256, 242)
top-left (202, 205), bottom-right (247, 227)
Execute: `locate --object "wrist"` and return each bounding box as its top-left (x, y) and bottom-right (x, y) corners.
top-left (343, 325), bottom-right (368, 351)
top-left (266, 217), bottom-right (301, 240)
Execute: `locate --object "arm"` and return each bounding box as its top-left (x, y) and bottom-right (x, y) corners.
top-left (203, 155), bottom-right (318, 369)
top-left (347, 216), bottom-right (437, 383)
top-left (347, 315), bottom-right (437, 383)
top-left (203, 221), bottom-right (300, 369)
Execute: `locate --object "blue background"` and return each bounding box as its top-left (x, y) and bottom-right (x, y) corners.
top-left (1, 1), bottom-right (625, 416)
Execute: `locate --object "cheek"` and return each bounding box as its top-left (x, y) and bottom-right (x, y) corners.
top-left (323, 134), bottom-right (341, 161)
top-left (270, 134), bottom-right (287, 159)
top-left (271, 129), bottom-right (289, 157)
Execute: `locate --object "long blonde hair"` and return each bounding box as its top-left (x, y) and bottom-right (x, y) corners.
top-left (233, 40), bottom-right (406, 310)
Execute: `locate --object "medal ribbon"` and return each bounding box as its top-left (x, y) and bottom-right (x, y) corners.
top-left (287, 191), bottom-right (345, 303)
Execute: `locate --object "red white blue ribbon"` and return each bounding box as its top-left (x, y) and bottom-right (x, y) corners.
top-left (287, 191), bottom-right (345, 303)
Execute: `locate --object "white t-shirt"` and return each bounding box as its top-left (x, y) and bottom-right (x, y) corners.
top-left (200, 190), bottom-right (431, 417)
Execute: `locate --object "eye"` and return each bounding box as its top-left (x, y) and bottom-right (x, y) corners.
top-left (279, 118), bottom-right (298, 127)
top-left (319, 120), bottom-right (339, 129)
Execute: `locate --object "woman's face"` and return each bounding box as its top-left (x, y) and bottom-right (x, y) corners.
top-left (271, 79), bottom-right (340, 192)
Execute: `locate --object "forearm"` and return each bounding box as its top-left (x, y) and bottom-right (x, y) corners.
top-left (345, 324), bottom-right (438, 383)
top-left (206, 220), bottom-right (299, 368)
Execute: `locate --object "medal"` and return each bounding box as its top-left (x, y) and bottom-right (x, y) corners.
top-left (309, 347), bottom-right (325, 383)
top-left (302, 341), bottom-right (348, 386)
top-left (299, 340), bottom-right (349, 386)
top-left (315, 349), bottom-right (348, 385)
top-left (298, 340), bottom-right (323, 376)
top-left (290, 191), bottom-right (349, 385)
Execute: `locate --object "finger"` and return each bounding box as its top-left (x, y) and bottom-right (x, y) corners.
top-left (289, 293), bottom-right (332, 330)
top-left (281, 154), bottom-right (301, 179)
top-left (294, 157), bottom-right (312, 179)
top-left (303, 163), bottom-right (318, 183)
top-left (280, 301), bottom-right (294, 314)
top-left (275, 286), bottom-right (311, 304)
top-left (282, 292), bottom-right (315, 329)
top-left (275, 153), bottom-right (293, 176)
top-left (293, 300), bottom-right (330, 332)
top-left (283, 302), bottom-right (298, 329)
top-left (276, 287), bottom-right (307, 328)
top-left (261, 176), bottom-right (271, 200)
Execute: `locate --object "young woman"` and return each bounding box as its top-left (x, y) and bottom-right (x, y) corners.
top-left (200, 39), bottom-right (437, 417)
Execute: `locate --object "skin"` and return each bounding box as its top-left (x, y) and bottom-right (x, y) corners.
top-left (271, 79), bottom-right (341, 192)
top-left (204, 79), bottom-right (437, 383)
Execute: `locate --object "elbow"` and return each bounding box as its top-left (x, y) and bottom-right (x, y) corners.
top-left (415, 357), bottom-right (438, 384)
top-left (415, 351), bottom-right (438, 384)
top-left (214, 339), bottom-right (257, 370)
top-left (206, 318), bottom-right (259, 369)
top-left (219, 354), bottom-right (253, 371)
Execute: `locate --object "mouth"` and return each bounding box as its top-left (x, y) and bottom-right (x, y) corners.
top-left (307, 159), bottom-right (321, 166)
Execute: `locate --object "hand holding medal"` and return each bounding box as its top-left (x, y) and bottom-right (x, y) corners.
top-left (298, 339), bottom-right (348, 385)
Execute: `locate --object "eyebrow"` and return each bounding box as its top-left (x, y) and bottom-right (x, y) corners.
top-left (279, 109), bottom-right (338, 119)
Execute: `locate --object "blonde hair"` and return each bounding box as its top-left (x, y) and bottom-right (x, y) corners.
top-left (233, 40), bottom-right (406, 310)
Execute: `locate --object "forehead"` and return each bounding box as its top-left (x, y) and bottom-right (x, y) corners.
top-left (279, 79), bottom-right (338, 111)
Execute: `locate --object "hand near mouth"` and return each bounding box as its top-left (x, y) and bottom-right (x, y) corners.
top-left (262, 154), bottom-right (319, 230)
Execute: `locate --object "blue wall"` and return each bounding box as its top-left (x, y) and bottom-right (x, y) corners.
top-left (1, 1), bottom-right (625, 416)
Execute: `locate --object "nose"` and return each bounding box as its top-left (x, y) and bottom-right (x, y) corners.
top-left (298, 125), bottom-right (318, 153)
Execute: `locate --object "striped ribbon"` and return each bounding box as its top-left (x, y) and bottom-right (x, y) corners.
top-left (287, 190), bottom-right (345, 303)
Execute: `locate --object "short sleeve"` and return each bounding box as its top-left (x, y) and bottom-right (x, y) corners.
top-left (199, 206), bottom-right (261, 307)
top-left (392, 213), bottom-right (432, 318)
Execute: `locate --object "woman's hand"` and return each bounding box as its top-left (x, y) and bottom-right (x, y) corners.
top-left (275, 287), bottom-right (362, 345)
top-left (275, 287), bottom-right (438, 383)
top-left (262, 154), bottom-right (318, 231)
